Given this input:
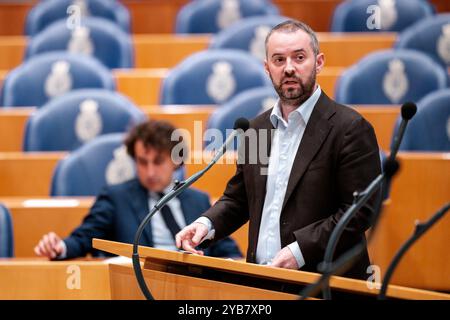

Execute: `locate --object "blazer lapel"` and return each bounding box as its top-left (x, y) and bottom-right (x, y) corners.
top-left (281, 92), bottom-right (336, 211)
top-left (128, 180), bottom-right (153, 247)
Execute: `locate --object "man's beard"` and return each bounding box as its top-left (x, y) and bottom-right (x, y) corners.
top-left (271, 68), bottom-right (317, 107)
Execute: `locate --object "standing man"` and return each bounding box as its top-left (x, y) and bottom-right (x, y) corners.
top-left (176, 20), bottom-right (381, 280)
top-left (34, 120), bottom-right (242, 260)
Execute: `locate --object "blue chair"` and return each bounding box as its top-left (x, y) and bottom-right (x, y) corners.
top-left (335, 49), bottom-right (448, 105)
top-left (161, 49), bottom-right (271, 105)
top-left (50, 133), bottom-right (185, 196)
top-left (0, 204), bottom-right (14, 258)
top-left (209, 15), bottom-right (288, 61)
top-left (0, 52), bottom-right (115, 107)
top-left (206, 86), bottom-right (277, 149)
top-left (25, 0), bottom-right (130, 36)
top-left (395, 14), bottom-right (450, 68)
top-left (23, 89), bottom-right (146, 152)
top-left (25, 17), bottom-right (133, 69)
top-left (176, 0), bottom-right (279, 34)
top-left (331, 0), bottom-right (433, 32)
top-left (391, 89), bottom-right (450, 151)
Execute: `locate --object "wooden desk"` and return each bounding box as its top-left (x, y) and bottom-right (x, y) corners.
top-left (0, 33), bottom-right (395, 70)
top-left (1, 197), bottom-right (93, 257)
top-left (0, 258), bottom-right (110, 299)
top-left (96, 239), bottom-right (450, 300)
top-left (0, 104), bottom-right (399, 153)
top-left (0, 152), bottom-right (65, 196)
top-left (0, 196), bottom-right (248, 258)
top-left (0, 153), bottom-right (448, 291)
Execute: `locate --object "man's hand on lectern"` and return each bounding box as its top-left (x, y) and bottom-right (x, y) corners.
top-left (175, 222), bottom-right (208, 255)
top-left (34, 231), bottom-right (64, 259)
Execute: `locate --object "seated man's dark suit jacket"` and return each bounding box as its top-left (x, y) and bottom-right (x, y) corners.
top-left (63, 178), bottom-right (242, 259)
top-left (203, 92), bottom-right (381, 280)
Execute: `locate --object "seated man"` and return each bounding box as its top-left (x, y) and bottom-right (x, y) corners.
top-left (34, 120), bottom-right (242, 259)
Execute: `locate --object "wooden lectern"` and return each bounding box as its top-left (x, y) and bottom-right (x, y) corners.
top-left (93, 239), bottom-right (449, 300)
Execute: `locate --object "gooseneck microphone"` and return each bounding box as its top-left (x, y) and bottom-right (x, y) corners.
top-left (390, 102), bottom-right (417, 160)
top-left (132, 118), bottom-right (250, 300)
top-left (378, 202), bottom-right (450, 299)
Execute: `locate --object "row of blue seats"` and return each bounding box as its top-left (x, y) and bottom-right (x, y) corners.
top-left (19, 83), bottom-right (450, 154)
top-left (2, 42), bottom-right (449, 107)
top-left (22, 5), bottom-right (450, 70)
top-left (25, 0), bottom-right (440, 35)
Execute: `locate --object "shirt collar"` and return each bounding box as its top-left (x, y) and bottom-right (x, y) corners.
top-left (270, 85), bottom-right (322, 129)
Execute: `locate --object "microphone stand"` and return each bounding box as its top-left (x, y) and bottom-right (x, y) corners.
top-left (378, 202), bottom-right (450, 299)
top-left (132, 124), bottom-right (248, 300)
top-left (311, 102), bottom-right (417, 300)
top-left (300, 159), bottom-right (399, 300)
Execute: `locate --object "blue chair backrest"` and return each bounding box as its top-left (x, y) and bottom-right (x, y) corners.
top-left (25, 17), bottom-right (133, 69)
top-left (206, 86), bottom-right (277, 149)
top-left (50, 133), bottom-right (185, 196)
top-left (392, 89), bottom-right (450, 151)
top-left (331, 0), bottom-right (433, 32)
top-left (335, 49), bottom-right (448, 105)
top-left (0, 204), bottom-right (14, 258)
top-left (23, 89), bottom-right (146, 152)
top-left (176, 0), bottom-right (279, 34)
top-left (0, 51), bottom-right (115, 107)
top-left (26, 0), bottom-right (130, 36)
top-left (395, 14), bottom-right (450, 68)
top-left (209, 15), bottom-right (288, 61)
top-left (161, 49), bottom-right (271, 105)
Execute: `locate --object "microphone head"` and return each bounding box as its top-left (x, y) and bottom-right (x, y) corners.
top-left (233, 117), bottom-right (250, 132)
top-left (383, 158), bottom-right (400, 179)
top-left (401, 102), bottom-right (417, 120)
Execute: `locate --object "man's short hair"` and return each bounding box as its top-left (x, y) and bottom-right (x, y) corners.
top-left (265, 19), bottom-right (320, 56)
top-left (125, 120), bottom-right (187, 162)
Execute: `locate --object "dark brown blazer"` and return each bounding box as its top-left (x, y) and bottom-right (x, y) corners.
top-left (203, 91), bottom-right (381, 280)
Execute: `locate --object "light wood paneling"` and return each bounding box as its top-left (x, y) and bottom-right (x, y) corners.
top-left (2, 197), bottom-right (93, 257)
top-left (0, 152), bottom-right (64, 196)
top-left (0, 258), bottom-right (110, 299)
top-left (369, 152), bottom-right (450, 291)
top-left (0, 35), bottom-right (26, 69)
top-left (97, 239), bottom-right (450, 300)
top-left (109, 263), bottom-right (298, 300)
top-left (114, 68), bottom-right (168, 105)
